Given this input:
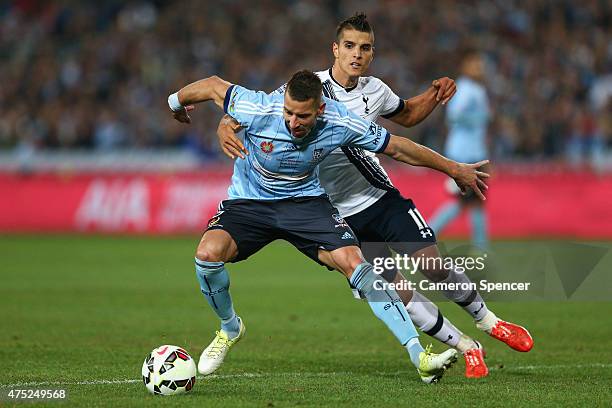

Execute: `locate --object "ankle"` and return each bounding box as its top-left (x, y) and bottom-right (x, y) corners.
top-left (475, 311), bottom-right (500, 333)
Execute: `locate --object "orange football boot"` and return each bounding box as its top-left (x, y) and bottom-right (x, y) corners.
top-left (489, 320), bottom-right (534, 352)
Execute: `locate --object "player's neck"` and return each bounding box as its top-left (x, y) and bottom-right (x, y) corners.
top-left (331, 65), bottom-right (359, 89)
top-left (464, 73), bottom-right (483, 83)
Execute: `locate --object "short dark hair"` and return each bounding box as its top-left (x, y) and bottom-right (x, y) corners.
top-left (460, 47), bottom-right (480, 62)
top-left (286, 70), bottom-right (322, 103)
top-left (335, 12), bottom-right (374, 41)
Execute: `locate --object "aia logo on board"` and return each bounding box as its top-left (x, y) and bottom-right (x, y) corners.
top-left (260, 141), bottom-right (274, 153)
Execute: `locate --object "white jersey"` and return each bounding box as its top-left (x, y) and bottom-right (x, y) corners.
top-left (314, 69), bottom-right (404, 217)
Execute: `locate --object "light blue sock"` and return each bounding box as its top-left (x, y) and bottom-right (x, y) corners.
top-left (429, 201), bottom-right (461, 233)
top-left (406, 338), bottom-right (426, 367)
top-left (470, 207), bottom-right (488, 250)
top-left (349, 263), bottom-right (423, 367)
top-left (195, 259), bottom-right (240, 338)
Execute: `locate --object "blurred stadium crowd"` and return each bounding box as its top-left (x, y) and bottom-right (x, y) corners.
top-left (1, 0), bottom-right (610, 164)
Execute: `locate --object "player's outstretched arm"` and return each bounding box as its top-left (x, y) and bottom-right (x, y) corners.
top-left (168, 76), bottom-right (232, 123)
top-left (390, 77), bottom-right (456, 128)
top-left (383, 135), bottom-right (489, 200)
top-left (217, 115), bottom-right (248, 159)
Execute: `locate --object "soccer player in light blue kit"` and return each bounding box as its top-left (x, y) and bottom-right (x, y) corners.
top-left (430, 52), bottom-right (491, 249)
top-left (167, 70), bottom-right (489, 383)
top-left (217, 14), bottom-right (533, 379)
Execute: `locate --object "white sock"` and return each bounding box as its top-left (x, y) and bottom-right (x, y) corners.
top-left (440, 267), bottom-right (489, 320)
top-left (456, 334), bottom-right (480, 354)
top-left (475, 310), bottom-right (500, 333)
top-left (405, 291), bottom-right (462, 348)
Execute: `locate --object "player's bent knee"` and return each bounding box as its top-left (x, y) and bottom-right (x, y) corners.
top-left (196, 249), bottom-right (221, 263)
top-left (195, 230), bottom-right (237, 263)
top-left (414, 244), bottom-right (449, 282)
top-left (195, 245), bottom-right (232, 263)
top-left (330, 246), bottom-right (365, 278)
top-left (415, 243), bottom-right (440, 258)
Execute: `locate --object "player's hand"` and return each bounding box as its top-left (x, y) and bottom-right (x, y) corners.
top-left (217, 115), bottom-right (248, 159)
top-left (452, 160), bottom-right (490, 200)
top-left (432, 77), bottom-right (456, 105)
top-left (172, 105), bottom-right (195, 124)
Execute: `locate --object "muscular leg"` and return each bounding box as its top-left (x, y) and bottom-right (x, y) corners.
top-left (415, 242), bottom-right (533, 352)
top-left (468, 200), bottom-right (488, 250)
top-left (392, 271), bottom-right (475, 350)
top-left (196, 229), bottom-right (239, 262)
top-left (360, 243), bottom-right (468, 350)
top-left (318, 246), bottom-right (426, 367)
top-left (412, 243), bottom-right (490, 322)
top-left (429, 199), bottom-right (461, 234)
top-left (317, 245), bottom-right (363, 278)
top-left (195, 229), bottom-right (241, 338)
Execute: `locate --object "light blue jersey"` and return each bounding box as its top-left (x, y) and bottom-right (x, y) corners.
top-left (445, 77), bottom-right (490, 162)
top-left (223, 85), bottom-right (390, 200)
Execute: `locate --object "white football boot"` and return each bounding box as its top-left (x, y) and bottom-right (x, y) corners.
top-left (198, 318), bottom-right (246, 375)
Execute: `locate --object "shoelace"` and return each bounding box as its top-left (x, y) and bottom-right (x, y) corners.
top-left (206, 331), bottom-right (230, 358)
top-left (464, 349), bottom-right (481, 366)
top-left (492, 322), bottom-right (513, 339)
top-left (421, 344), bottom-right (436, 366)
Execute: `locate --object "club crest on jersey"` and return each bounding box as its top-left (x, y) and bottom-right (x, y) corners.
top-left (362, 94), bottom-right (370, 114)
top-left (260, 141), bottom-right (274, 153)
top-left (312, 148), bottom-right (323, 162)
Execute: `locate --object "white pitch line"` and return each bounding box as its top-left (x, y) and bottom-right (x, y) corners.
top-left (2, 364), bottom-right (611, 388)
top-left (490, 363), bottom-right (612, 370)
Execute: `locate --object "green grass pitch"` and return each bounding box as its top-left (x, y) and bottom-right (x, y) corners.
top-left (1, 235), bottom-right (611, 407)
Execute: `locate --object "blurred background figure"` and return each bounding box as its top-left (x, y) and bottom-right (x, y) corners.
top-left (429, 51), bottom-right (491, 249)
top-left (0, 0), bottom-right (610, 239)
top-left (0, 0), bottom-right (609, 165)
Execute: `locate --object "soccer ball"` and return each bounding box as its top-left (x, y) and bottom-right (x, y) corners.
top-left (141, 345), bottom-right (197, 395)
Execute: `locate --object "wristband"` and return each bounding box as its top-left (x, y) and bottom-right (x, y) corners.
top-left (167, 92), bottom-right (183, 112)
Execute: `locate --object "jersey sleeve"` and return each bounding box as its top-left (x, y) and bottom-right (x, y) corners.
top-left (340, 107), bottom-right (391, 153)
top-left (223, 84), bottom-right (270, 128)
top-left (378, 80), bottom-right (405, 119)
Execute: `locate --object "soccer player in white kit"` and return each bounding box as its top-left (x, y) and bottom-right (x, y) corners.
top-left (218, 13), bottom-right (533, 378)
